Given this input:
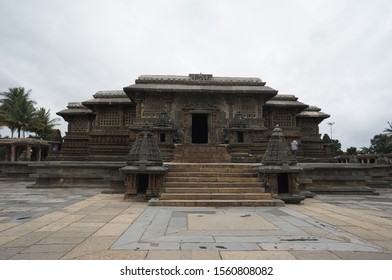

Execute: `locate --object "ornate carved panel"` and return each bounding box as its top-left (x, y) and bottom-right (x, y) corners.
top-left (142, 94), bottom-right (166, 117)
top-left (232, 96), bottom-right (257, 118)
top-left (71, 118), bottom-right (89, 132)
top-left (100, 107), bottom-right (120, 126)
top-left (125, 107), bottom-right (136, 126)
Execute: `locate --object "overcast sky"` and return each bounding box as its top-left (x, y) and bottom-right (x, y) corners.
top-left (1, 0), bottom-right (391, 149)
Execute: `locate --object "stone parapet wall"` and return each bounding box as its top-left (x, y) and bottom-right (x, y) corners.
top-left (28, 161), bottom-right (126, 193)
top-left (299, 163), bottom-right (391, 194)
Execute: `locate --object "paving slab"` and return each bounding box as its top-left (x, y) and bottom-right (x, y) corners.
top-left (188, 211), bottom-right (277, 230)
top-left (92, 223), bottom-right (131, 237)
top-left (8, 252), bottom-right (66, 260)
top-left (181, 242), bottom-right (262, 251)
top-left (290, 250), bottom-right (341, 260)
top-left (146, 250), bottom-right (221, 260)
top-left (331, 251), bottom-right (392, 260)
top-left (72, 250), bottom-right (148, 260)
top-left (220, 251), bottom-right (296, 260)
top-left (2, 231), bottom-right (52, 247)
top-left (61, 236), bottom-right (118, 260)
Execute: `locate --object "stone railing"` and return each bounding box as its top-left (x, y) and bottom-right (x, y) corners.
top-left (337, 154), bottom-right (392, 164)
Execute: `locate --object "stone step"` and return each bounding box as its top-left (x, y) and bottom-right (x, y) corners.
top-left (156, 162), bottom-right (274, 207)
top-left (163, 182), bottom-right (263, 188)
top-left (173, 145), bottom-right (230, 163)
top-left (166, 172), bottom-right (257, 178)
top-left (165, 176), bottom-right (260, 182)
top-left (165, 164), bottom-right (259, 172)
top-left (164, 187), bottom-right (265, 193)
top-left (150, 199), bottom-right (281, 207)
top-left (160, 193), bottom-right (272, 200)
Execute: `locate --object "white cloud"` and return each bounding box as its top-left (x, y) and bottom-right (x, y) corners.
top-left (0, 0), bottom-right (391, 149)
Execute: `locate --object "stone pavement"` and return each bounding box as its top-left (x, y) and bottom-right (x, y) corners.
top-left (0, 180), bottom-right (392, 260)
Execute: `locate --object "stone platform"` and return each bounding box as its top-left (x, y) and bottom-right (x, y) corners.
top-left (1, 180), bottom-right (391, 260)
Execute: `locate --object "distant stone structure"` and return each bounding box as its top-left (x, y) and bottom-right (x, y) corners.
top-left (55, 74), bottom-right (332, 163)
top-left (0, 138), bottom-right (51, 162)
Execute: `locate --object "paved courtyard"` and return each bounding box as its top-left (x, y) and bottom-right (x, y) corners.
top-left (0, 180), bottom-right (391, 260)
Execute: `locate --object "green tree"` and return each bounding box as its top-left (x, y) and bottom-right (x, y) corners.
top-left (31, 107), bottom-right (60, 139)
top-left (331, 139), bottom-right (343, 155)
top-left (358, 146), bottom-right (373, 154)
top-left (346, 147), bottom-right (357, 155)
top-left (370, 134), bottom-right (392, 154)
top-left (0, 87), bottom-right (36, 138)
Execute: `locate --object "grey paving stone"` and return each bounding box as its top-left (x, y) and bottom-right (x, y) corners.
top-left (2, 231), bottom-right (52, 247)
top-left (36, 236), bottom-right (86, 245)
top-left (181, 242), bottom-right (262, 251)
top-left (141, 208), bottom-right (173, 240)
top-left (331, 251), bottom-right (392, 260)
top-left (21, 244), bottom-right (77, 254)
top-left (288, 250), bottom-right (341, 260)
top-left (0, 247), bottom-right (23, 260)
top-left (259, 241), bottom-right (382, 252)
top-left (112, 207), bottom-right (160, 247)
top-left (114, 241), bottom-right (180, 251)
top-left (151, 235), bottom-right (215, 243)
top-left (9, 252), bottom-right (66, 260)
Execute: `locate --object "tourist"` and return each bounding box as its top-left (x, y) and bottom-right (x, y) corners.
top-left (291, 139), bottom-right (298, 158)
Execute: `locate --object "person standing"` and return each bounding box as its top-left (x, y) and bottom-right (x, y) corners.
top-left (291, 139), bottom-right (298, 158)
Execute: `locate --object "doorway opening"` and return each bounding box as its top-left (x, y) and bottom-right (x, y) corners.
top-left (277, 173), bottom-right (289, 193)
top-left (137, 174), bottom-right (149, 194)
top-left (238, 132), bottom-right (244, 143)
top-left (192, 113), bottom-right (208, 144)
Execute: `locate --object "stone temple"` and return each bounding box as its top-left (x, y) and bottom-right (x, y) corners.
top-left (36, 73), bottom-right (344, 206)
top-left (56, 73), bottom-right (332, 163)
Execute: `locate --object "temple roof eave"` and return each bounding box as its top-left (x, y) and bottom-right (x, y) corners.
top-left (123, 84), bottom-right (278, 95)
top-left (135, 74), bottom-right (266, 86)
top-left (0, 138), bottom-right (51, 146)
top-left (297, 112), bottom-right (330, 119)
top-left (264, 100), bottom-right (309, 109)
top-left (82, 98), bottom-right (134, 108)
top-left (56, 109), bottom-right (95, 117)
top-left (93, 90), bottom-right (128, 98)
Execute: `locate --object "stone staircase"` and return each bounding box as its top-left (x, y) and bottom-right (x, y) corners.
top-left (150, 163), bottom-right (281, 207)
top-left (173, 145), bottom-right (230, 163)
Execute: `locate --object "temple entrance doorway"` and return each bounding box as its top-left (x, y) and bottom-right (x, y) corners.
top-left (137, 174), bottom-right (149, 194)
top-left (192, 113), bottom-right (208, 144)
top-left (277, 173), bottom-right (289, 193)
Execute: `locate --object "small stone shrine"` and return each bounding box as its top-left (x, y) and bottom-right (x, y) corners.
top-left (258, 125), bottom-right (305, 203)
top-left (121, 124), bottom-right (167, 200)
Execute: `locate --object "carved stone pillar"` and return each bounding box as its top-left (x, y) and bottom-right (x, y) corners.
top-left (182, 109), bottom-right (191, 144)
top-left (225, 96), bottom-right (235, 120)
top-left (37, 146), bottom-right (42, 161)
top-left (11, 145), bottom-right (16, 162)
top-left (135, 94), bottom-right (143, 125)
top-left (256, 97), bottom-right (264, 118)
top-left (26, 145), bottom-right (31, 161)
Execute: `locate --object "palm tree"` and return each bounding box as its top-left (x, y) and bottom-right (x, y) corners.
top-left (0, 87), bottom-right (36, 138)
top-left (31, 107), bottom-right (60, 139)
top-left (383, 121), bottom-right (392, 147)
top-left (384, 121), bottom-right (392, 135)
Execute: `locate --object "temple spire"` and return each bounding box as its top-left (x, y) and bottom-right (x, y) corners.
top-left (262, 125), bottom-right (297, 166)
